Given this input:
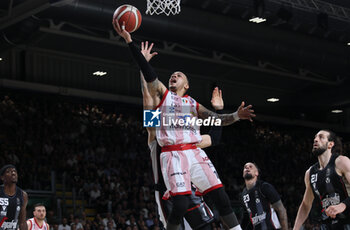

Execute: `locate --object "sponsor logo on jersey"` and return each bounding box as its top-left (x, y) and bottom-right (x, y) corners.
top-left (252, 212), bottom-right (267, 225)
top-left (0, 220), bottom-right (18, 230)
top-left (176, 182), bottom-right (185, 187)
top-left (321, 193), bottom-right (340, 209)
top-left (0, 198), bottom-right (9, 206)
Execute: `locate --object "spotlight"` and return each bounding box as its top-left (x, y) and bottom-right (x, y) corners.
top-left (267, 98), bottom-right (279, 102)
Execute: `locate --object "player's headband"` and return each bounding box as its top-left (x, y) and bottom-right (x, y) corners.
top-left (0, 164), bottom-right (16, 176)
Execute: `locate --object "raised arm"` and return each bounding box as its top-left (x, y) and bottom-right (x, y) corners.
top-left (113, 21), bottom-right (166, 97)
top-left (271, 200), bottom-right (288, 230)
top-left (293, 169), bottom-right (314, 230)
top-left (197, 101), bottom-right (255, 126)
top-left (197, 87), bottom-right (223, 148)
top-left (19, 191), bottom-right (29, 230)
top-left (325, 155), bottom-right (350, 218)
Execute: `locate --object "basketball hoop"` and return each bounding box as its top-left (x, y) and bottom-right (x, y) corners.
top-left (146, 0), bottom-right (181, 16)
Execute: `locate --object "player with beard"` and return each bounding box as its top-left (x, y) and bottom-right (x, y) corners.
top-left (241, 162), bottom-right (288, 230)
top-left (114, 19), bottom-right (255, 230)
top-left (27, 203), bottom-right (49, 230)
top-left (0, 165), bottom-right (28, 230)
top-left (293, 130), bottom-right (350, 230)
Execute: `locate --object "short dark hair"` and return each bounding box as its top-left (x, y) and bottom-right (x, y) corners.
top-left (0, 164), bottom-right (16, 176)
top-left (252, 162), bottom-right (261, 178)
top-left (33, 203), bottom-right (45, 211)
top-left (322, 129), bottom-right (343, 155)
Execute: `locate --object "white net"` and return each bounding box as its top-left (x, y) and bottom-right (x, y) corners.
top-left (146, 0), bottom-right (181, 16)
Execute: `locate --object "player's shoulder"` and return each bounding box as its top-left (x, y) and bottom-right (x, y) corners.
top-left (335, 155), bottom-right (350, 170)
top-left (259, 180), bottom-right (277, 192)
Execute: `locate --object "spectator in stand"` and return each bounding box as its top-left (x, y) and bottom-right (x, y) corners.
top-left (58, 218), bottom-right (71, 230)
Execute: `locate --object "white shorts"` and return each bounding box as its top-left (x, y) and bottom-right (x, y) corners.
top-left (160, 144), bottom-right (222, 197)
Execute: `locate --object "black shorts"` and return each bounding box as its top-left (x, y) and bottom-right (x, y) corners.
top-left (155, 188), bottom-right (214, 229)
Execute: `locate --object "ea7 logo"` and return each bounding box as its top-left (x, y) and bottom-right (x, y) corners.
top-left (0, 198), bottom-right (8, 206)
top-left (311, 174), bottom-right (318, 183)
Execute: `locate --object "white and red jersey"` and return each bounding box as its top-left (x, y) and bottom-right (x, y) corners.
top-left (156, 90), bottom-right (202, 147)
top-left (28, 218), bottom-right (49, 230)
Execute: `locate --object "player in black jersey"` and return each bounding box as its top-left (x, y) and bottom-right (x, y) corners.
top-left (241, 162), bottom-right (288, 230)
top-left (0, 165), bottom-right (28, 230)
top-left (293, 130), bottom-right (350, 230)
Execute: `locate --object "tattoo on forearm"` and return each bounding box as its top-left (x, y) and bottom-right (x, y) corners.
top-left (199, 108), bottom-right (236, 126)
top-left (147, 79), bottom-right (160, 93)
top-left (273, 201), bottom-right (288, 230)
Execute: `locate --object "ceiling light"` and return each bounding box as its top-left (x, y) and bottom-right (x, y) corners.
top-left (347, 43), bottom-right (350, 46)
top-left (0, 58), bottom-right (2, 61)
top-left (249, 17), bottom-right (266, 23)
top-left (331, 109), bottom-right (343, 113)
top-left (267, 98), bottom-right (279, 102)
top-left (93, 71), bottom-right (107, 76)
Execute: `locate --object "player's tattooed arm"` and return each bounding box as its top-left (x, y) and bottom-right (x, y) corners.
top-left (271, 200), bottom-right (288, 230)
top-left (197, 101), bottom-right (255, 126)
top-left (19, 191), bottom-right (28, 230)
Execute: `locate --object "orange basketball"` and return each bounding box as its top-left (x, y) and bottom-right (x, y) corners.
top-left (113, 4), bottom-right (142, 33)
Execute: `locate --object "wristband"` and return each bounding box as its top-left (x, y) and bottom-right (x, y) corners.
top-left (342, 197), bottom-right (350, 210)
top-left (233, 111), bottom-right (240, 121)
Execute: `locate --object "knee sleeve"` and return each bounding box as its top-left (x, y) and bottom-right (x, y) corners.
top-left (206, 187), bottom-right (233, 216)
top-left (168, 195), bottom-right (190, 225)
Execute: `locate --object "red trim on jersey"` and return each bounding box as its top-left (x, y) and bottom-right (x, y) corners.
top-left (162, 191), bottom-right (192, 199)
top-left (187, 204), bottom-right (201, 212)
top-left (339, 177), bottom-right (349, 198)
top-left (161, 143), bottom-right (197, 152)
top-left (155, 89), bottom-right (169, 109)
top-left (0, 217), bottom-right (9, 228)
top-left (196, 102), bottom-right (199, 113)
top-left (195, 184), bottom-right (223, 196)
top-left (34, 218), bottom-right (43, 228)
top-left (27, 219), bottom-right (32, 230)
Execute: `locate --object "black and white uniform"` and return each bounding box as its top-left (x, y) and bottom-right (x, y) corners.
top-left (0, 185), bottom-right (24, 230)
top-left (149, 140), bottom-right (214, 230)
top-left (241, 180), bottom-right (281, 230)
top-left (309, 154), bottom-right (350, 230)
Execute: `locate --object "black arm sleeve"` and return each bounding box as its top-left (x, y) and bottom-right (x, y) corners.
top-left (128, 42), bottom-right (158, 82)
top-left (260, 182), bottom-right (281, 204)
top-left (208, 109), bottom-right (223, 146)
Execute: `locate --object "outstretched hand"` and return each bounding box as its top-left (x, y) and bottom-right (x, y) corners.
top-left (236, 101), bottom-right (255, 122)
top-left (141, 41), bottom-right (158, 62)
top-left (211, 87), bottom-right (223, 110)
top-left (112, 20), bottom-right (132, 43)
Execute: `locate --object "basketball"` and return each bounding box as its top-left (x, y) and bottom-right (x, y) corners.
top-left (113, 4), bottom-right (142, 33)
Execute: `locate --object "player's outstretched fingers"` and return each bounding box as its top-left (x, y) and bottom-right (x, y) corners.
top-left (141, 42), bottom-right (145, 50)
top-left (149, 43), bottom-right (154, 51)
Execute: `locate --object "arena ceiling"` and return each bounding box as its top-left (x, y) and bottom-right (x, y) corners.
top-left (0, 0), bottom-right (350, 130)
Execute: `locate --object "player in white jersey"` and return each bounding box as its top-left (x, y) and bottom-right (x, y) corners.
top-left (27, 204), bottom-right (49, 230)
top-left (143, 72), bottom-right (224, 229)
top-left (114, 21), bottom-right (255, 230)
